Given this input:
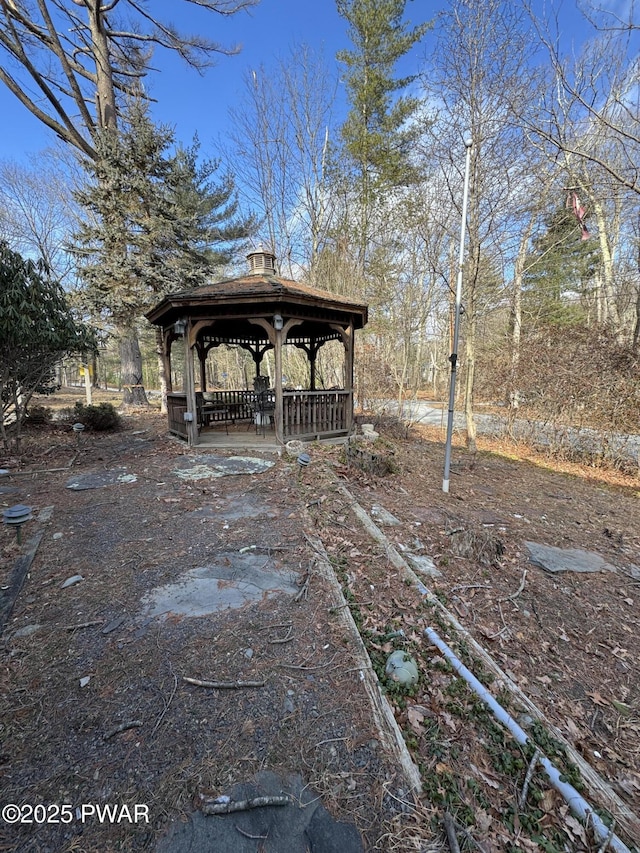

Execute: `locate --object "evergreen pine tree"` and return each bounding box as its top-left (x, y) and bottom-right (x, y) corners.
top-left (523, 204), bottom-right (599, 328)
top-left (336, 0), bottom-right (429, 272)
top-left (72, 102), bottom-right (255, 403)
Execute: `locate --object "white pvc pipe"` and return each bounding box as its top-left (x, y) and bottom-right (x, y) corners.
top-left (424, 627), bottom-right (632, 853)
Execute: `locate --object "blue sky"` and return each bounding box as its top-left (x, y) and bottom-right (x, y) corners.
top-left (0, 0), bottom-right (617, 165)
top-left (0, 0), bottom-right (354, 163)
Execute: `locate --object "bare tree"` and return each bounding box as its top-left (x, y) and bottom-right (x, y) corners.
top-left (520, 8), bottom-right (640, 343)
top-left (225, 45), bottom-right (338, 278)
top-left (421, 0), bottom-right (537, 451)
top-left (526, 7), bottom-right (640, 195)
top-left (0, 0), bottom-right (258, 155)
top-left (0, 0), bottom-right (258, 404)
top-left (0, 153), bottom-right (78, 283)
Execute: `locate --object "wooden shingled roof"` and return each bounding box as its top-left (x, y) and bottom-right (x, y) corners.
top-left (145, 252), bottom-right (368, 331)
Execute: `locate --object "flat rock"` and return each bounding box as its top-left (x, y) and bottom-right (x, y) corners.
top-left (61, 574), bottom-right (84, 588)
top-left (173, 455), bottom-right (274, 480)
top-left (13, 624), bottom-right (42, 638)
top-left (141, 552), bottom-right (299, 618)
top-left (406, 553), bottom-right (441, 578)
top-left (0, 484), bottom-right (20, 496)
top-left (66, 468), bottom-right (137, 490)
top-left (156, 771), bottom-right (363, 853)
top-left (102, 615), bottom-right (127, 634)
top-left (370, 505), bottom-right (401, 526)
top-left (525, 542), bottom-right (617, 574)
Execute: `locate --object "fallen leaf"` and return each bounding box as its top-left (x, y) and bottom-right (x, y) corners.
top-left (241, 719), bottom-right (255, 736)
top-left (541, 789), bottom-right (557, 813)
top-left (407, 705), bottom-right (425, 733)
top-left (564, 718), bottom-right (582, 740)
top-left (615, 771), bottom-right (640, 796)
top-left (563, 814), bottom-right (587, 843)
top-left (441, 712), bottom-right (457, 732)
top-left (474, 807), bottom-right (492, 833)
top-left (469, 763), bottom-right (500, 789)
top-left (586, 690), bottom-right (610, 707)
top-left (611, 699), bottom-right (633, 716)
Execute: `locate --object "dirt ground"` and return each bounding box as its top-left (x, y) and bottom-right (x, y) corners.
top-left (1, 391), bottom-right (639, 852)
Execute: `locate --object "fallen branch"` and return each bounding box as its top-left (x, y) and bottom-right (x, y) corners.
top-left (330, 600), bottom-right (373, 611)
top-left (0, 506), bottom-right (54, 635)
top-left (151, 672), bottom-right (178, 737)
top-left (450, 583), bottom-right (493, 594)
top-left (235, 825), bottom-right (268, 840)
top-left (104, 720), bottom-right (143, 740)
top-left (182, 677), bottom-right (265, 689)
top-left (519, 747), bottom-right (541, 810)
top-left (443, 811), bottom-right (461, 853)
top-left (277, 652), bottom-right (339, 671)
top-left (269, 626), bottom-right (294, 644)
top-left (294, 574), bottom-right (309, 602)
top-left (65, 620), bottom-right (102, 631)
top-left (500, 569), bottom-right (527, 602)
top-left (201, 795), bottom-right (289, 815)
top-left (2, 455), bottom-right (79, 476)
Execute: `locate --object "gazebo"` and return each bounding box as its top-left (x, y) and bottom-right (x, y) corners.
top-left (145, 249), bottom-right (368, 447)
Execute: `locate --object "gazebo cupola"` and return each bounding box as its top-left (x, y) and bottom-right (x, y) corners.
top-left (247, 247), bottom-right (276, 276)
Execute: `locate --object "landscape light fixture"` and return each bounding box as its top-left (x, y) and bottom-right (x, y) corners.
top-left (297, 452), bottom-right (310, 468)
top-left (442, 134), bottom-right (473, 494)
top-left (173, 318), bottom-right (187, 335)
top-left (3, 503), bottom-right (33, 545)
top-left (273, 314), bottom-right (284, 331)
top-left (72, 422), bottom-right (86, 445)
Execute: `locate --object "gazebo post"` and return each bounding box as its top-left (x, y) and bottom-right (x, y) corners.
top-left (197, 342), bottom-right (207, 392)
top-left (345, 323), bottom-right (355, 433)
top-left (309, 337), bottom-right (317, 391)
top-left (330, 322), bottom-right (355, 434)
top-left (274, 323), bottom-right (283, 444)
top-left (184, 319), bottom-right (199, 446)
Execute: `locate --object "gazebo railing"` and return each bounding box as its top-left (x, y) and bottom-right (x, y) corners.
top-left (167, 392), bottom-right (189, 437)
top-left (200, 390), bottom-right (255, 423)
top-left (283, 390), bottom-right (350, 438)
top-left (167, 389), bottom-right (351, 440)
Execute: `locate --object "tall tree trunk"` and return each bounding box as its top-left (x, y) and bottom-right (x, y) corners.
top-left (464, 309), bottom-right (477, 453)
top-left (507, 222), bottom-right (533, 425)
top-left (86, 1), bottom-right (118, 132)
top-left (636, 214), bottom-right (640, 352)
top-left (119, 327), bottom-right (149, 407)
top-left (591, 196), bottom-right (622, 336)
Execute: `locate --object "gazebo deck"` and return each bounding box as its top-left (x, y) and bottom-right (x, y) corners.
top-left (182, 422), bottom-right (349, 451)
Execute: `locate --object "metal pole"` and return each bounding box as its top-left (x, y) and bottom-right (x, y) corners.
top-left (442, 135), bottom-right (473, 494)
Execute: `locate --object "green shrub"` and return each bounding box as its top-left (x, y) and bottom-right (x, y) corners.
top-left (73, 402), bottom-right (121, 431)
top-left (26, 404), bottom-right (52, 426)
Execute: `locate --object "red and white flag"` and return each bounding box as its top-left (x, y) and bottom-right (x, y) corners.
top-left (567, 191), bottom-right (591, 240)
